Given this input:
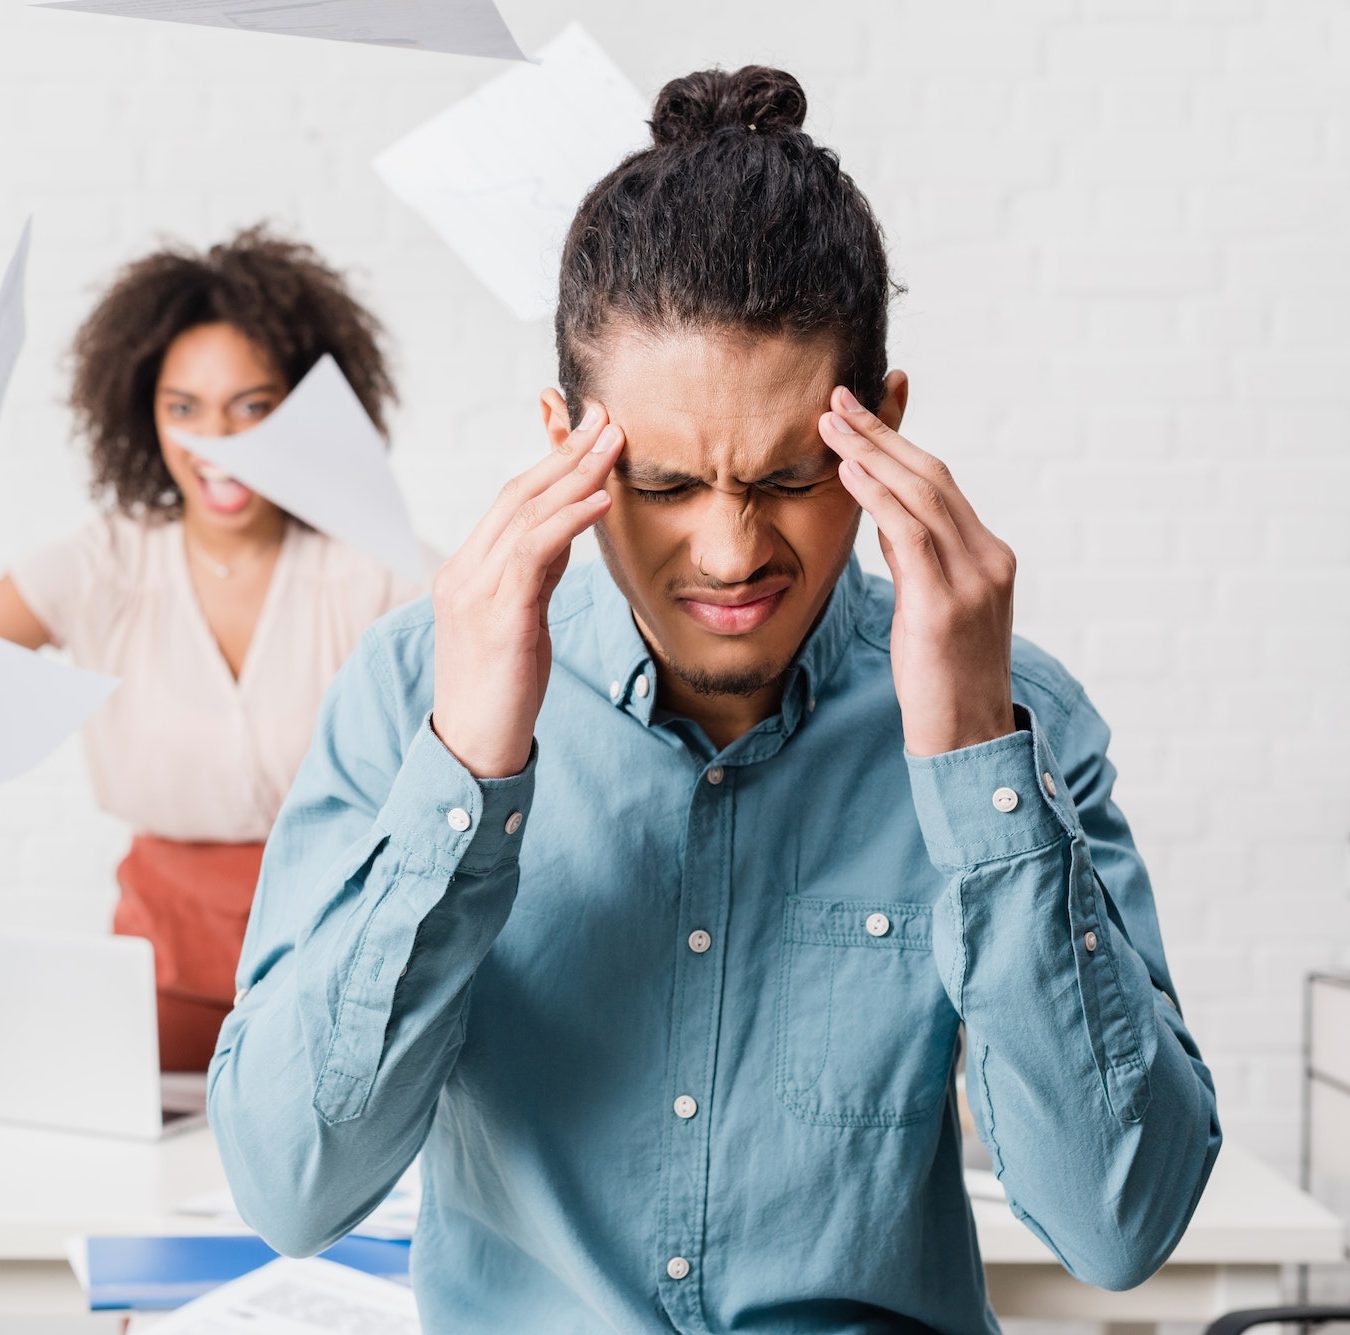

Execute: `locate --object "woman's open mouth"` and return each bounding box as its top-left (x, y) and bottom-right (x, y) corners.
top-left (192, 462), bottom-right (254, 515)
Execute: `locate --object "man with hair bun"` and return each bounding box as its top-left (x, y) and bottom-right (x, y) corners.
top-left (212, 67), bottom-right (1220, 1333)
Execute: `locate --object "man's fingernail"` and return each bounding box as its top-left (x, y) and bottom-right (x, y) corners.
top-left (828, 412), bottom-right (856, 435)
top-left (592, 424), bottom-right (621, 452)
top-left (839, 387), bottom-right (862, 412)
top-left (580, 404), bottom-right (603, 430)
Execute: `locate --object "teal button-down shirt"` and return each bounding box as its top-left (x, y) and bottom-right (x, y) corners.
top-left (209, 551), bottom-right (1221, 1334)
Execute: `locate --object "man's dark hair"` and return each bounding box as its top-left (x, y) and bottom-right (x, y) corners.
top-left (555, 65), bottom-right (900, 424)
top-left (68, 221), bottom-right (397, 519)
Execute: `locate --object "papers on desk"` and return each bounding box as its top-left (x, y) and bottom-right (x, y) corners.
top-left (26, 0), bottom-right (526, 61)
top-left (373, 22), bottom-right (650, 321)
top-left (69, 1233), bottom-right (409, 1310)
top-left (0, 216), bottom-right (31, 419)
top-left (130, 1257), bottom-right (419, 1333)
top-left (167, 354), bottom-right (423, 582)
top-left (0, 639), bottom-right (118, 783)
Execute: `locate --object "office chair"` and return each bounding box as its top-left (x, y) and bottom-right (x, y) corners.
top-left (1203, 1307), bottom-right (1350, 1334)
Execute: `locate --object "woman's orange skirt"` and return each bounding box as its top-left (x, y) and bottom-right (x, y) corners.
top-left (112, 835), bottom-right (264, 1073)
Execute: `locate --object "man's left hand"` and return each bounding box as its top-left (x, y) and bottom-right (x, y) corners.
top-left (819, 385), bottom-right (1018, 758)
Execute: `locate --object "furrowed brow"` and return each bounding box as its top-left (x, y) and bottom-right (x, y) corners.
top-left (611, 459), bottom-right (700, 487)
top-left (614, 449), bottom-right (836, 488)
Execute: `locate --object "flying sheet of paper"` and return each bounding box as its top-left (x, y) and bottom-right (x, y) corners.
top-left (26, 0), bottom-right (526, 61)
top-left (0, 217), bottom-right (31, 419)
top-left (139, 1257), bottom-right (420, 1334)
top-left (373, 22), bottom-right (651, 321)
top-left (0, 639), bottom-right (118, 784)
top-left (168, 355), bottom-right (423, 582)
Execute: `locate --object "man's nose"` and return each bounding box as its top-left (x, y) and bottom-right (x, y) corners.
top-left (689, 494), bottom-right (775, 586)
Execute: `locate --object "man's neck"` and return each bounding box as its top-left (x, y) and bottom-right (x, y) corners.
top-left (655, 671), bottom-right (785, 753)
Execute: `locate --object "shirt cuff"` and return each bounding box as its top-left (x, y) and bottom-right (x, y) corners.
top-left (903, 700), bottom-right (1076, 871)
top-left (376, 710), bottom-right (537, 875)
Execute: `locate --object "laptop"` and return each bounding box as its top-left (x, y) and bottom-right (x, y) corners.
top-left (0, 927), bottom-right (208, 1140)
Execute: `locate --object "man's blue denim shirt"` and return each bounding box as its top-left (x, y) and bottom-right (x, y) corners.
top-left (209, 551), bottom-right (1222, 1334)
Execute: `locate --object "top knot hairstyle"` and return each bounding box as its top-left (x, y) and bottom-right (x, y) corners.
top-left (555, 65), bottom-right (900, 423)
top-left (68, 222), bottom-right (397, 520)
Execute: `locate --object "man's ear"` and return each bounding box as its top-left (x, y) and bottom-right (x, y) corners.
top-left (539, 387), bottom-right (574, 451)
top-left (877, 370), bottom-right (909, 431)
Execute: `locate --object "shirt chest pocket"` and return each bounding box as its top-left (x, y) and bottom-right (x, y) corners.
top-left (773, 895), bottom-right (959, 1128)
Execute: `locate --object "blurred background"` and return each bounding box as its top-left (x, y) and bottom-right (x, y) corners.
top-left (2, 0), bottom-right (1349, 1327)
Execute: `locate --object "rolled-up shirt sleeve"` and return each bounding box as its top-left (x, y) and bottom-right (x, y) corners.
top-left (904, 690), bottom-right (1221, 1291)
top-left (208, 619), bottom-right (536, 1257)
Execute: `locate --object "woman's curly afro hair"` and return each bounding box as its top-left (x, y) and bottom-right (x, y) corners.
top-left (67, 221), bottom-right (397, 519)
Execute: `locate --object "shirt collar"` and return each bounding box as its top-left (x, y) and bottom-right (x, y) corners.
top-left (586, 552), bottom-right (866, 736)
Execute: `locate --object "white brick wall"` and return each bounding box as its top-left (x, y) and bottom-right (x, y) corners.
top-left (2, 0), bottom-right (1349, 1321)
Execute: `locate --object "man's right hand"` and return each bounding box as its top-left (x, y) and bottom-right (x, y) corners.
top-left (430, 404), bottom-right (624, 780)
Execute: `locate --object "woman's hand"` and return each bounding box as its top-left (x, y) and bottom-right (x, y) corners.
top-left (431, 406), bottom-right (624, 779)
top-left (819, 387), bottom-right (1017, 758)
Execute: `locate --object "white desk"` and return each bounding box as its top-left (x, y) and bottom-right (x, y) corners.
top-left (0, 1126), bottom-right (1343, 1330)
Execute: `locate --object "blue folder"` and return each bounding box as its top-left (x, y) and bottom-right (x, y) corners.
top-left (83, 1233), bottom-right (411, 1310)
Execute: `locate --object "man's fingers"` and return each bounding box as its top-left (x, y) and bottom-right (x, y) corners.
top-left (838, 458), bottom-right (952, 592)
top-left (498, 488), bottom-right (613, 605)
top-left (825, 386), bottom-right (1006, 567)
top-left (486, 423), bottom-right (623, 572)
top-left (823, 412), bottom-right (971, 576)
top-left (465, 405), bottom-right (611, 562)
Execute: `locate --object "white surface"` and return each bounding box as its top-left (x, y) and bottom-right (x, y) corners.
top-left (0, 1123), bottom-right (1340, 1266)
top-left (974, 1142), bottom-right (1344, 1265)
top-left (0, 216), bottom-right (29, 420)
top-left (26, 0), bottom-right (524, 60)
top-left (146, 1257), bottom-right (419, 1334)
top-left (0, 1122), bottom-right (1341, 1323)
top-left (168, 355), bottom-right (423, 582)
top-left (0, 641), bottom-right (117, 784)
top-left (372, 22), bottom-right (650, 321)
top-left (0, 929), bottom-right (194, 1142)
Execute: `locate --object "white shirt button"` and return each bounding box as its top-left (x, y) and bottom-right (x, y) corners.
top-left (399, 964), bottom-right (408, 978)
top-left (447, 807), bottom-right (472, 832)
top-left (1162, 991), bottom-right (1177, 1011)
top-left (865, 912), bottom-right (891, 937)
top-left (706, 766), bottom-right (724, 786)
top-left (688, 929), bottom-right (711, 954)
top-left (232, 987), bottom-right (250, 1006)
top-left (504, 810), bottom-right (523, 835)
top-left (1084, 930), bottom-right (1098, 953)
top-left (992, 786), bottom-right (1019, 813)
top-left (634, 674), bottom-right (650, 698)
top-left (673, 1094), bottom-right (698, 1119)
top-left (666, 1256), bottom-right (690, 1280)
top-left (807, 695), bottom-right (817, 713)
top-left (609, 679), bottom-right (621, 700)
top-left (1042, 770), bottom-right (1057, 798)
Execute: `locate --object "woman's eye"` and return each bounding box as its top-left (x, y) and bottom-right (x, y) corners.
top-left (165, 402), bottom-right (192, 417)
top-left (240, 401), bottom-right (273, 418)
